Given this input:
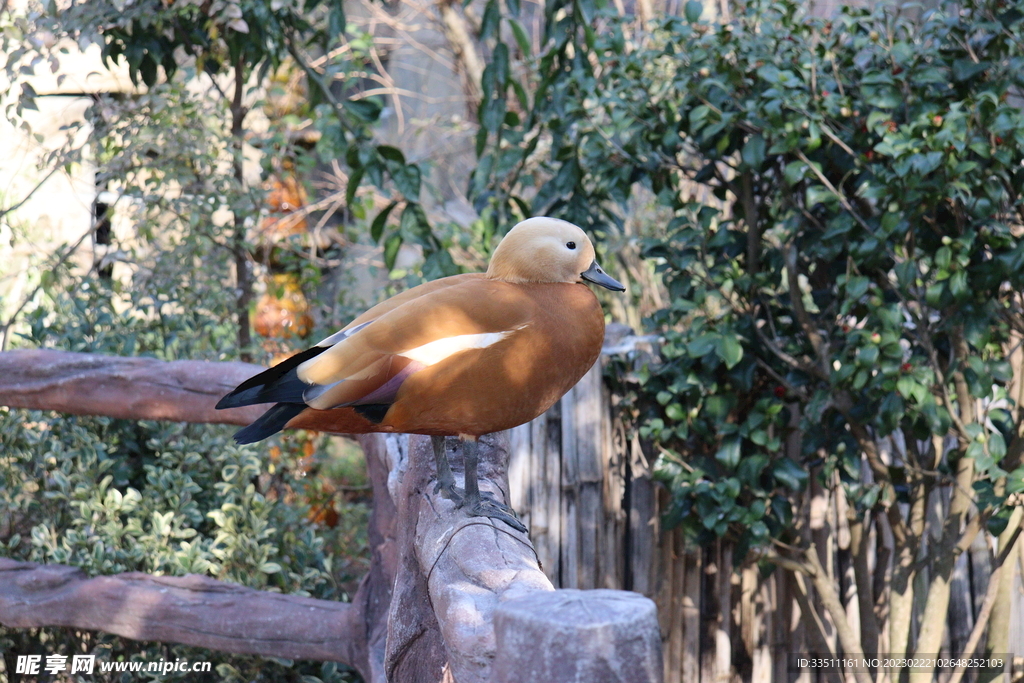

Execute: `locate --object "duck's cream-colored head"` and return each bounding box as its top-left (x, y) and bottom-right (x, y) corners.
top-left (486, 217), bottom-right (625, 291)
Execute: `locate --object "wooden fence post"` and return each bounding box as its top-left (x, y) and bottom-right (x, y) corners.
top-left (491, 589), bottom-right (663, 683)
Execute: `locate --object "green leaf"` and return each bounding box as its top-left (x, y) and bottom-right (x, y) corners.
top-left (966, 440), bottom-right (985, 461)
top-left (716, 437), bottom-right (741, 469)
top-left (422, 249), bottom-right (459, 279)
top-left (481, 96), bottom-right (506, 133)
top-left (950, 270), bottom-right (968, 299)
top-left (1007, 467), bottom-right (1024, 495)
top-left (741, 135), bottom-right (766, 169)
top-left (391, 163), bottom-right (421, 199)
top-left (684, 0), bottom-right (702, 22)
top-left (988, 431), bottom-right (1007, 460)
top-left (952, 59), bottom-right (988, 82)
top-left (715, 334), bottom-right (743, 369)
top-left (856, 345), bottom-right (879, 365)
top-left (377, 145), bottom-right (405, 163)
top-left (328, 2), bottom-right (346, 38)
top-left (399, 203), bottom-right (434, 247)
top-left (345, 165), bottom-right (364, 207)
top-left (738, 454), bottom-right (768, 485)
top-left (383, 234), bottom-right (402, 270)
top-left (371, 201), bottom-right (397, 243)
top-left (343, 97), bottom-right (382, 123)
top-left (772, 458), bottom-right (808, 491)
top-left (845, 276), bottom-right (869, 300)
top-left (492, 43), bottom-right (510, 87)
top-left (688, 333), bottom-right (718, 357)
top-left (895, 260), bottom-right (917, 287)
top-left (896, 376), bottom-right (918, 400)
top-left (509, 19), bottom-right (531, 56)
top-left (481, 0), bottom-right (500, 40)
top-left (783, 161), bottom-right (806, 186)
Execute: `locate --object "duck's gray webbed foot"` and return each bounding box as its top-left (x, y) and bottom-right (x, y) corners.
top-left (464, 496), bottom-right (528, 533)
top-left (460, 438), bottom-right (527, 533)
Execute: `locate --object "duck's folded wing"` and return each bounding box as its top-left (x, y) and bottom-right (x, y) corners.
top-left (218, 276), bottom-right (531, 413)
top-left (297, 278), bottom-right (533, 410)
top-left (215, 273), bottom-right (485, 411)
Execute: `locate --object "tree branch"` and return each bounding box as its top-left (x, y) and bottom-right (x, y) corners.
top-left (437, 0), bottom-right (484, 103)
top-left (785, 242), bottom-right (827, 376)
top-left (0, 349), bottom-right (265, 425)
top-left (752, 323), bottom-right (827, 381)
top-left (794, 149), bottom-right (875, 235)
top-left (801, 545), bottom-right (873, 683)
top-left (947, 510), bottom-right (1024, 683)
top-left (0, 559), bottom-right (362, 664)
top-left (0, 165), bottom-right (62, 221)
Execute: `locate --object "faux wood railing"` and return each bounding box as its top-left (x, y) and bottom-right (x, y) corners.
top-left (0, 347), bottom-right (662, 683)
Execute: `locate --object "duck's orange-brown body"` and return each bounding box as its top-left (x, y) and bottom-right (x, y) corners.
top-left (288, 276), bottom-right (604, 436)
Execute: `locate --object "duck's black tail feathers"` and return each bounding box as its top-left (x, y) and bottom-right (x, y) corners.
top-left (216, 345), bottom-right (330, 410)
top-left (233, 402), bottom-right (307, 444)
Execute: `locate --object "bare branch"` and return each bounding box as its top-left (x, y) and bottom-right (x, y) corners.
top-left (0, 165), bottom-right (62, 221)
top-left (794, 149), bottom-right (875, 234)
top-left (1, 227), bottom-right (94, 351)
top-left (437, 0), bottom-right (484, 103)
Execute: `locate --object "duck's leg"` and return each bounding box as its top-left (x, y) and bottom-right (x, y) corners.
top-left (461, 437), bottom-right (527, 533)
top-left (431, 435), bottom-right (463, 504)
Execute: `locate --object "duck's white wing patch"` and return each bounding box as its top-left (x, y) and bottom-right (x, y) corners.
top-left (399, 329), bottom-right (520, 366)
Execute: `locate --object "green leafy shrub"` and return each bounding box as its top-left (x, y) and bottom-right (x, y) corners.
top-left (1, 269), bottom-right (367, 682)
top-left (483, 0), bottom-right (1024, 556)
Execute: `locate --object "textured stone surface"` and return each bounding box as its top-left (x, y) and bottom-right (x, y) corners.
top-left (492, 589), bottom-right (663, 683)
top-left (384, 433), bottom-right (553, 683)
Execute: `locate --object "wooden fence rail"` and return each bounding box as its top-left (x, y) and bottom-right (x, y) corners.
top-left (0, 348), bottom-right (663, 683)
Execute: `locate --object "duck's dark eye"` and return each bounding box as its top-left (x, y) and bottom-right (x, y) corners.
top-left (566, 241), bottom-right (576, 250)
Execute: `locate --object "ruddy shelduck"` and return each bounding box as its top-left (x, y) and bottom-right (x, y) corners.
top-left (217, 216), bottom-right (625, 530)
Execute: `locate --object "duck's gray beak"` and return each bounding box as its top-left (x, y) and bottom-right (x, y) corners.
top-left (581, 261), bottom-right (625, 291)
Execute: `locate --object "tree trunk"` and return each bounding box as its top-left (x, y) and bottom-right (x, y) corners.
top-left (912, 455), bottom-right (976, 671)
top-left (230, 58), bottom-right (254, 363)
top-left (980, 505), bottom-right (1023, 683)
